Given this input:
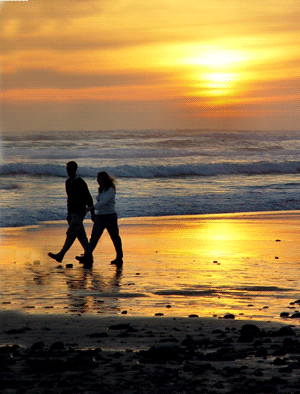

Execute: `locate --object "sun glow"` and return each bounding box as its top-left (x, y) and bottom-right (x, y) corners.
top-left (158, 42), bottom-right (254, 100)
top-left (195, 72), bottom-right (238, 96)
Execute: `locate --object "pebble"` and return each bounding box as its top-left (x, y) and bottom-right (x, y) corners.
top-left (223, 313), bottom-right (235, 319)
top-left (291, 312), bottom-right (300, 318)
top-left (280, 312), bottom-right (289, 318)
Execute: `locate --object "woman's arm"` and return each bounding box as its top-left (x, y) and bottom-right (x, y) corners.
top-left (93, 188), bottom-right (115, 210)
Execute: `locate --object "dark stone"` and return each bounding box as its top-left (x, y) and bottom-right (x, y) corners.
top-left (282, 337), bottom-right (295, 347)
top-left (255, 347), bottom-right (268, 357)
top-left (280, 312), bottom-right (289, 318)
top-left (277, 327), bottom-right (296, 336)
top-left (273, 357), bottom-right (288, 366)
top-left (278, 366), bottom-right (293, 373)
top-left (238, 334), bottom-right (254, 343)
top-left (255, 385), bottom-right (278, 393)
top-left (272, 348), bottom-right (286, 356)
top-left (291, 312), bottom-right (300, 318)
top-left (87, 332), bottom-right (109, 338)
top-left (0, 345), bottom-right (19, 353)
top-left (241, 324), bottom-right (260, 336)
top-left (108, 323), bottom-right (131, 330)
top-left (139, 344), bottom-right (184, 363)
top-left (223, 314), bottom-right (235, 319)
top-left (49, 341), bottom-right (65, 351)
top-left (5, 327), bottom-right (31, 335)
top-left (30, 341), bottom-right (45, 352)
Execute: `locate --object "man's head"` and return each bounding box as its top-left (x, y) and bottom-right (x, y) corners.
top-left (66, 161), bottom-right (78, 178)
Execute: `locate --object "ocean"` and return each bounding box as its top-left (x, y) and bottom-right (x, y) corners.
top-left (1, 129), bottom-right (300, 228)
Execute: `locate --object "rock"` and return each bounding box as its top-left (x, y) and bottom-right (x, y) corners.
top-left (277, 327), bottom-right (296, 336)
top-left (291, 312), bottom-right (300, 318)
top-left (223, 314), bottom-right (235, 319)
top-left (155, 313), bottom-right (164, 316)
top-left (87, 332), bottom-right (109, 338)
top-left (255, 384), bottom-right (278, 393)
top-left (188, 314), bottom-right (199, 318)
top-left (272, 348), bottom-right (286, 356)
top-left (139, 344), bottom-right (184, 363)
top-left (280, 312), bottom-right (289, 318)
top-left (5, 327), bottom-right (31, 334)
top-left (121, 310), bottom-right (128, 314)
top-left (273, 357), bottom-right (288, 365)
top-left (49, 341), bottom-right (64, 351)
top-left (30, 342), bottom-right (45, 352)
top-left (241, 324), bottom-right (260, 336)
top-left (65, 263), bottom-right (73, 268)
top-left (238, 334), bottom-right (254, 343)
top-left (108, 323), bottom-right (131, 330)
top-left (0, 345), bottom-right (19, 353)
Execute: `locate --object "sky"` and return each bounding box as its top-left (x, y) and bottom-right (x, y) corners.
top-left (0, 0), bottom-right (299, 132)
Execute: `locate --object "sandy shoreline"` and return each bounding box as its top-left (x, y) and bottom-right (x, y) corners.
top-left (1, 211), bottom-right (300, 320)
top-left (2, 211), bottom-right (300, 393)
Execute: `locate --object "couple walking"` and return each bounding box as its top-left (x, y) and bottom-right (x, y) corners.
top-left (48, 161), bottom-right (123, 269)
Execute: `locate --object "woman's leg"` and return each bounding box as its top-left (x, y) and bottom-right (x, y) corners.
top-left (104, 213), bottom-right (123, 260)
top-left (84, 215), bottom-right (105, 258)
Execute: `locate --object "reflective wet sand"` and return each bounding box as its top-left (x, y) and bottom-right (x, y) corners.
top-left (1, 211), bottom-right (300, 323)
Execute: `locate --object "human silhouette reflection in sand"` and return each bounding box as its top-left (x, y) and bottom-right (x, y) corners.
top-left (65, 265), bottom-right (123, 314)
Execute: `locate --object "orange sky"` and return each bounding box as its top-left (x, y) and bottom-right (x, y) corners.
top-left (0, 0), bottom-right (299, 132)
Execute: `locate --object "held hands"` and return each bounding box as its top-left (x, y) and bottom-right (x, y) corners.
top-left (86, 206), bottom-right (95, 221)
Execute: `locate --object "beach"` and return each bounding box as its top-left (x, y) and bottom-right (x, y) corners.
top-left (1, 211), bottom-right (300, 393)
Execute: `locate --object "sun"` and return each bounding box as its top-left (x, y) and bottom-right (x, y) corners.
top-left (195, 72), bottom-right (238, 97)
top-left (160, 42), bottom-right (252, 100)
top-left (181, 46), bottom-right (250, 98)
top-left (183, 47), bottom-right (247, 69)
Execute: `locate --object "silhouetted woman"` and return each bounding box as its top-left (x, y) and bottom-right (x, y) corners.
top-left (77, 171), bottom-right (123, 268)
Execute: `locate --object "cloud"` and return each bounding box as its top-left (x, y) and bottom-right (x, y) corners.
top-left (1, 68), bottom-right (175, 90)
top-left (0, 0), bottom-right (103, 23)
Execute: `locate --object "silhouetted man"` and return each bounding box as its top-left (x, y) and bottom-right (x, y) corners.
top-left (48, 161), bottom-right (94, 263)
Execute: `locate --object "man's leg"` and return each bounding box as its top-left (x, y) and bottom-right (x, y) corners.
top-left (76, 220), bottom-right (89, 251)
top-left (55, 213), bottom-right (86, 261)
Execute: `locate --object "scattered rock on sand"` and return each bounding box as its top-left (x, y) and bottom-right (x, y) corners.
top-left (223, 313), bottom-right (235, 319)
top-left (280, 312), bottom-right (289, 318)
top-left (291, 312), bottom-right (300, 318)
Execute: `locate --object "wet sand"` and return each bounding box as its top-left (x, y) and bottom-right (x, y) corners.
top-left (1, 211), bottom-right (300, 393)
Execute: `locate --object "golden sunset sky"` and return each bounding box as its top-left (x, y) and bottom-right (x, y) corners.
top-left (0, 0), bottom-right (299, 132)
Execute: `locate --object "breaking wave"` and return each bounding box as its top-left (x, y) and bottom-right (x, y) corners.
top-left (1, 160), bottom-right (300, 179)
